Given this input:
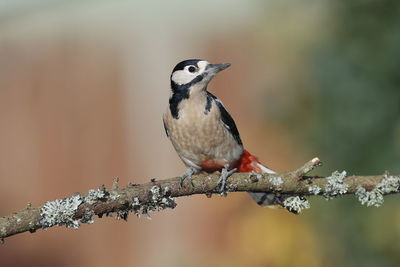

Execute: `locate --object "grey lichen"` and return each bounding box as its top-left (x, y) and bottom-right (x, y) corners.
top-left (356, 174), bottom-right (400, 207)
top-left (80, 208), bottom-right (95, 224)
top-left (85, 188), bottom-right (107, 204)
top-left (132, 197), bottom-right (140, 207)
top-left (150, 185), bottom-right (161, 203)
top-left (324, 170), bottom-right (348, 199)
top-left (308, 185), bottom-right (321, 195)
top-left (131, 197), bottom-right (142, 216)
top-left (378, 174), bottom-right (400, 194)
top-left (40, 194), bottom-right (82, 229)
top-left (269, 176), bottom-right (283, 188)
top-left (283, 196), bottom-right (310, 214)
top-left (226, 182), bottom-right (238, 191)
top-left (131, 186), bottom-right (177, 218)
top-left (355, 187), bottom-right (384, 207)
top-left (110, 192), bottom-right (120, 201)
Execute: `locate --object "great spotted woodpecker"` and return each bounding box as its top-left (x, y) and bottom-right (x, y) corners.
top-left (163, 59), bottom-right (278, 206)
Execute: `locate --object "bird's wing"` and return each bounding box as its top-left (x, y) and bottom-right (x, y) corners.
top-left (207, 92), bottom-right (242, 146)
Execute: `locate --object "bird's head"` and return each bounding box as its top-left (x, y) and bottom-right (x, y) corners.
top-left (170, 59), bottom-right (230, 94)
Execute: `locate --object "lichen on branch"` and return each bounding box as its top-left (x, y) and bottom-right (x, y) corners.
top-left (0, 157), bottom-right (399, 243)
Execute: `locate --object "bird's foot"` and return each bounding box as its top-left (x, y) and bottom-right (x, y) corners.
top-left (180, 167), bottom-right (197, 187)
top-left (217, 165), bottom-right (237, 196)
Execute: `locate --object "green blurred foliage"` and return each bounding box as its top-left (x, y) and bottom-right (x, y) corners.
top-left (309, 1), bottom-right (400, 267)
top-left (313, 0), bottom-right (400, 174)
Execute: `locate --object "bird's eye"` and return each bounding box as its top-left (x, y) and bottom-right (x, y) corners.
top-left (188, 66), bottom-right (196, 73)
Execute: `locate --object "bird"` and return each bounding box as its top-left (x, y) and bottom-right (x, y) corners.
top-left (163, 59), bottom-right (279, 206)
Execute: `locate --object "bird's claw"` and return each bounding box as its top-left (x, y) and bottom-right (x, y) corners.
top-left (217, 165), bottom-right (237, 196)
top-left (180, 167), bottom-right (196, 187)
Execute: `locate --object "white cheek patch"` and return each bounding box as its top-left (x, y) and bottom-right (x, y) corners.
top-left (172, 70), bottom-right (195, 85)
top-left (171, 61), bottom-right (209, 85)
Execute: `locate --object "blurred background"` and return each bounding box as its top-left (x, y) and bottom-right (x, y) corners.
top-left (0, 0), bottom-right (399, 266)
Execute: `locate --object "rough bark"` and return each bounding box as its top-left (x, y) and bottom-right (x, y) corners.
top-left (1, 158), bottom-right (399, 243)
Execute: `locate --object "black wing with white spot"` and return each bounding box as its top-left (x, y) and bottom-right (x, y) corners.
top-left (207, 92), bottom-right (242, 146)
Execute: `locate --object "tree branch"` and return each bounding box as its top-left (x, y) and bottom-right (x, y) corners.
top-left (1, 158), bottom-right (399, 242)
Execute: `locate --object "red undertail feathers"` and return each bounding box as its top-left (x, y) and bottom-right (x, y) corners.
top-left (238, 150), bottom-right (278, 207)
top-left (237, 150), bottom-right (275, 174)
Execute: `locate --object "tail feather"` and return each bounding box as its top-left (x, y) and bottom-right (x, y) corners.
top-left (238, 150), bottom-right (280, 206)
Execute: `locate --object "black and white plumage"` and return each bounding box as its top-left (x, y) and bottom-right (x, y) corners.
top-left (163, 59), bottom-right (277, 205)
top-left (163, 59), bottom-right (243, 173)
top-left (207, 92), bottom-right (242, 146)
